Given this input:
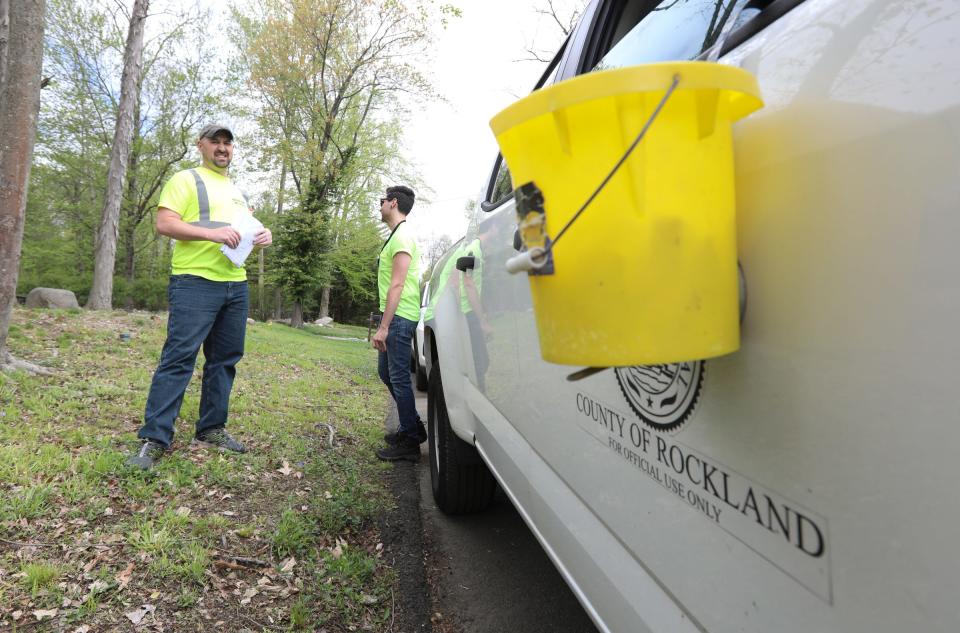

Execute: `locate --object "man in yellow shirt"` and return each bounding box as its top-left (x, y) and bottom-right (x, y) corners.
top-left (373, 185), bottom-right (424, 461)
top-left (128, 124), bottom-right (272, 470)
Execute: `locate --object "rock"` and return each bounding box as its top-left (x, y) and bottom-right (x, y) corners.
top-left (25, 288), bottom-right (80, 309)
top-left (314, 316), bottom-right (334, 326)
top-left (247, 318), bottom-right (256, 325)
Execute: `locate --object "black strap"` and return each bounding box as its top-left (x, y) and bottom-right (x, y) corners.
top-left (379, 220), bottom-right (406, 256)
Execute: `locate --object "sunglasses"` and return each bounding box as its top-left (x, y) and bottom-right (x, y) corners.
top-left (379, 197), bottom-right (392, 206)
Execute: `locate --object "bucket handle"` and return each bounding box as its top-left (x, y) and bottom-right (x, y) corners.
top-left (506, 74), bottom-right (681, 275)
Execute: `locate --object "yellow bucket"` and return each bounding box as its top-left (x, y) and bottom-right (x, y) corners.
top-left (490, 62), bottom-right (763, 366)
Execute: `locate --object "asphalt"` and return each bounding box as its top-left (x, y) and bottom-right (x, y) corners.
top-left (382, 386), bottom-right (597, 633)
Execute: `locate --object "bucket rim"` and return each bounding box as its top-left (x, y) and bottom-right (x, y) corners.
top-left (489, 61), bottom-right (763, 135)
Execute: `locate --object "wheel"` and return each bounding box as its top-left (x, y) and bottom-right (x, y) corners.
top-left (428, 362), bottom-right (496, 514)
top-left (414, 338), bottom-right (428, 392)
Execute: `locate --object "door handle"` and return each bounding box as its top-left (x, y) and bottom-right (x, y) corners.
top-left (513, 229), bottom-right (522, 251)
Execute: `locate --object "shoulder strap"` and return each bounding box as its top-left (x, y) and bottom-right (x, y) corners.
top-left (188, 169), bottom-right (229, 228)
top-left (189, 169), bottom-right (210, 224)
top-left (379, 220), bottom-right (406, 256)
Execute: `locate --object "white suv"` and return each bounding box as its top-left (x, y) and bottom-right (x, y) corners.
top-left (424, 1), bottom-right (960, 632)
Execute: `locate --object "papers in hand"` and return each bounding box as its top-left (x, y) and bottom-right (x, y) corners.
top-left (220, 214), bottom-right (264, 268)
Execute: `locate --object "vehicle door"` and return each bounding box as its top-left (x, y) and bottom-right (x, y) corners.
top-left (467, 2), bottom-right (953, 632)
top-left (457, 44), bottom-right (570, 410)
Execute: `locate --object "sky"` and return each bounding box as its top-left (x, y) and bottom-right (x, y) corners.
top-left (396, 0), bottom-right (579, 249)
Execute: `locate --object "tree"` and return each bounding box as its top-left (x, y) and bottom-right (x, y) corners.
top-left (0, 0), bottom-right (49, 374)
top-left (235, 0), bottom-right (444, 326)
top-left (422, 233), bottom-right (453, 283)
top-left (86, 0), bottom-right (149, 310)
top-left (20, 0), bottom-right (214, 309)
top-left (0, 0), bottom-right (9, 91)
top-left (522, 0), bottom-right (582, 62)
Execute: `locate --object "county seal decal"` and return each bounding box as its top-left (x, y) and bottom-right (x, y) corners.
top-left (614, 362), bottom-right (704, 432)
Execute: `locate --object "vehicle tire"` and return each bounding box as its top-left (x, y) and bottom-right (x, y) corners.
top-left (414, 338), bottom-right (428, 392)
top-left (428, 362), bottom-right (496, 514)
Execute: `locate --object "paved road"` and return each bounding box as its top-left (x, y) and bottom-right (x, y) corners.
top-left (387, 389), bottom-right (598, 633)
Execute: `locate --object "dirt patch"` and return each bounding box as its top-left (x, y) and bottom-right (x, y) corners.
top-left (378, 459), bottom-right (430, 632)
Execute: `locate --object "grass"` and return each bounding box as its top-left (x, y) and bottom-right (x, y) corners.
top-left (20, 561), bottom-right (60, 597)
top-left (0, 306), bottom-right (395, 630)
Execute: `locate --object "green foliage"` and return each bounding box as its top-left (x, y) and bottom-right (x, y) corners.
top-left (1, 308), bottom-right (393, 629)
top-left (0, 485), bottom-right (53, 521)
top-left (289, 596), bottom-right (314, 630)
top-left (272, 509), bottom-right (316, 560)
top-left (112, 276), bottom-right (169, 311)
top-left (20, 562), bottom-right (61, 597)
top-left (21, 0), bottom-right (220, 309)
top-left (233, 0), bottom-right (444, 323)
top-left (271, 204), bottom-right (332, 308)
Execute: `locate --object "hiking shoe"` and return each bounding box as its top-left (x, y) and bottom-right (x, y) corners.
top-left (126, 440), bottom-right (168, 471)
top-left (376, 435), bottom-right (421, 462)
top-left (192, 428), bottom-right (247, 454)
top-left (383, 421), bottom-right (427, 447)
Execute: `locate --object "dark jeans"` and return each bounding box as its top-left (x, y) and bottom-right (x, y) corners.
top-left (139, 275), bottom-right (248, 447)
top-left (377, 316), bottom-right (421, 437)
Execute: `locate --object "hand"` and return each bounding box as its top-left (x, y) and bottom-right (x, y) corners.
top-left (253, 227), bottom-right (272, 247)
top-left (481, 319), bottom-right (494, 337)
top-left (372, 326), bottom-right (388, 352)
top-left (208, 226), bottom-right (242, 248)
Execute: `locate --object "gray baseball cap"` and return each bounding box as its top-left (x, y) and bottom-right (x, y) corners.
top-left (198, 123), bottom-right (234, 141)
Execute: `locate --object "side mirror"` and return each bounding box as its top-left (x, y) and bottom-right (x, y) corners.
top-left (455, 256), bottom-right (475, 272)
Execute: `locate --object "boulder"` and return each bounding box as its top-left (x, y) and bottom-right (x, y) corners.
top-left (247, 318), bottom-right (256, 325)
top-left (314, 316), bottom-right (334, 327)
top-left (25, 288), bottom-right (80, 309)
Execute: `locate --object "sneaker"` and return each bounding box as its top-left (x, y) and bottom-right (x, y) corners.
top-left (192, 428), bottom-right (247, 454)
top-left (376, 435), bottom-right (421, 462)
top-left (384, 421), bottom-right (427, 446)
top-left (126, 440), bottom-right (168, 471)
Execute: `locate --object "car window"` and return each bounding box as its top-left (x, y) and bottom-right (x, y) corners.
top-left (594, 0), bottom-right (758, 71)
top-left (488, 158), bottom-right (513, 207)
top-left (482, 35), bottom-right (570, 212)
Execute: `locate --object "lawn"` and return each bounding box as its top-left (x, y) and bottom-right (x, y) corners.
top-left (0, 307), bottom-right (395, 631)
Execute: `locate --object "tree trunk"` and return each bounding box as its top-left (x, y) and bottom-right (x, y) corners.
top-left (86, 0), bottom-right (149, 310)
top-left (291, 300), bottom-right (303, 328)
top-left (319, 286), bottom-right (330, 319)
top-left (0, 0), bottom-right (47, 371)
top-left (0, 0), bottom-right (9, 97)
top-left (123, 219), bottom-right (137, 282)
top-left (257, 249), bottom-right (264, 320)
top-left (273, 287), bottom-right (282, 320)
top-left (122, 98), bottom-right (141, 283)
top-left (277, 160), bottom-right (287, 215)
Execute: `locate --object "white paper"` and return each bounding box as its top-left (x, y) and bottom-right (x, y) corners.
top-left (220, 213), bottom-right (264, 268)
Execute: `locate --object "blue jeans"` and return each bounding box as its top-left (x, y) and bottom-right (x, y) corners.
top-left (139, 275), bottom-right (248, 447)
top-left (377, 316), bottom-right (421, 437)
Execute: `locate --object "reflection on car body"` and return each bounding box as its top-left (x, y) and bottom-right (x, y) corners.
top-left (423, 1), bottom-right (960, 632)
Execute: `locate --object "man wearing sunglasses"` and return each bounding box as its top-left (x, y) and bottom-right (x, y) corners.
top-left (374, 185), bottom-right (425, 461)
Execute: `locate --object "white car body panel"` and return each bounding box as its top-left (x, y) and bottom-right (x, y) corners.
top-left (427, 0), bottom-right (960, 631)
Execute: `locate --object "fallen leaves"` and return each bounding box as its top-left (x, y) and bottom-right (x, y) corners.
top-left (3, 310), bottom-right (392, 633)
top-left (115, 562), bottom-right (134, 591)
top-left (240, 587), bottom-right (258, 605)
top-left (33, 608), bottom-right (58, 620)
top-left (124, 603), bottom-right (155, 625)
